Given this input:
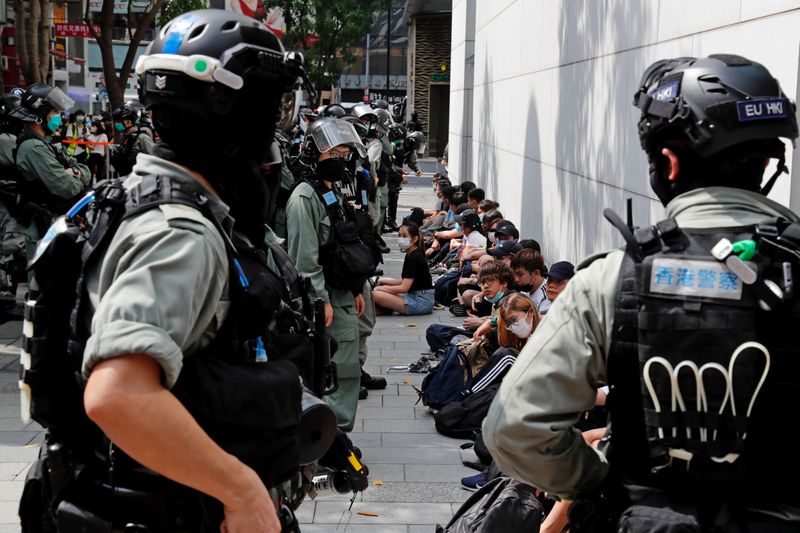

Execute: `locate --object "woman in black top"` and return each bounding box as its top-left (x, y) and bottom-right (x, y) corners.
top-left (373, 221), bottom-right (434, 315)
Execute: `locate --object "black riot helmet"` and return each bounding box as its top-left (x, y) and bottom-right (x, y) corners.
top-left (321, 104), bottom-right (346, 118)
top-left (342, 115), bottom-right (370, 142)
top-left (405, 131), bottom-right (426, 154)
top-left (388, 123), bottom-right (407, 142)
top-left (372, 99), bottom-right (389, 110)
top-left (374, 107), bottom-right (393, 129)
top-left (350, 103), bottom-right (378, 123)
top-left (302, 117), bottom-right (366, 161)
top-left (112, 105), bottom-right (139, 124)
top-left (0, 94), bottom-right (23, 135)
top-left (9, 84), bottom-right (75, 123)
top-left (136, 9), bottom-right (306, 243)
top-left (634, 55), bottom-right (799, 202)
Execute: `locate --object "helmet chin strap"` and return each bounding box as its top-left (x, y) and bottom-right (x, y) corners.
top-left (760, 154), bottom-right (788, 196)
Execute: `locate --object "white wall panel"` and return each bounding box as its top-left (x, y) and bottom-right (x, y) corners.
top-left (450, 0), bottom-right (800, 262)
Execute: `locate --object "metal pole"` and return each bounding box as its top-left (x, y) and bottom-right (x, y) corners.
top-left (365, 33), bottom-right (370, 100)
top-left (386, 4), bottom-right (391, 99)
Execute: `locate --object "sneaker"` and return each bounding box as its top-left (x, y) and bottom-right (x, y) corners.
top-left (408, 357), bottom-right (431, 373)
top-left (359, 386), bottom-right (369, 400)
top-left (460, 472), bottom-right (488, 492)
top-left (448, 302), bottom-right (467, 317)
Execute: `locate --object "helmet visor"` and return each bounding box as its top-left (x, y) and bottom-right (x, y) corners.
top-left (351, 103), bottom-right (377, 122)
top-left (308, 119), bottom-right (367, 158)
top-left (43, 87), bottom-right (75, 113)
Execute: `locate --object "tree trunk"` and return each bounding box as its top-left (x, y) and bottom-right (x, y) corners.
top-left (36, 0), bottom-right (50, 84)
top-left (114, 0), bottom-right (164, 108)
top-left (13, 0), bottom-right (31, 84)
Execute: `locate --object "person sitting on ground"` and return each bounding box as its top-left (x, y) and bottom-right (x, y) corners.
top-left (545, 261), bottom-right (575, 302)
top-left (451, 208), bottom-right (487, 259)
top-left (459, 181), bottom-right (476, 195)
top-left (427, 202), bottom-right (468, 259)
top-left (456, 254), bottom-right (495, 313)
top-left (477, 199), bottom-right (499, 216)
top-left (467, 188), bottom-right (485, 211)
top-left (510, 248), bottom-right (550, 314)
top-left (471, 261), bottom-right (516, 338)
top-left (373, 221), bottom-right (434, 316)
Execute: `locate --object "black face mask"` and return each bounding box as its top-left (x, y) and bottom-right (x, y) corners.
top-left (515, 283), bottom-right (533, 293)
top-left (316, 158), bottom-right (347, 181)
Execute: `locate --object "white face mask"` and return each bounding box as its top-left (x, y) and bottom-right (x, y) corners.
top-left (508, 313), bottom-right (533, 339)
top-left (398, 237), bottom-right (411, 252)
top-left (488, 231), bottom-right (496, 244)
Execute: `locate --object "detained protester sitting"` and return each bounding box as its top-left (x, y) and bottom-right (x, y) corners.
top-left (510, 249), bottom-right (551, 314)
top-left (373, 221), bottom-right (434, 315)
top-left (545, 261), bottom-right (575, 302)
top-left (452, 208), bottom-right (487, 257)
top-left (471, 261), bottom-right (516, 338)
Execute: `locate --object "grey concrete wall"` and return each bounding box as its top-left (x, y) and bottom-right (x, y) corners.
top-left (449, 0), bottom-right (800, 264)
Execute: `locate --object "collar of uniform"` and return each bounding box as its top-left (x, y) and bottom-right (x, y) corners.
top-left (665, 186), bottom-right (799, 229)
top-left (129, 153), bottom-right (234, 233)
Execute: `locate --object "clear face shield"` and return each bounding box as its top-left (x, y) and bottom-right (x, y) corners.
top-left (307, 119), bottom-right (367, 158)
top-left (43, 87), bottom-right (76, 113)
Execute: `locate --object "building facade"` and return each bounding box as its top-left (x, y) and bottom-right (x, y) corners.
top-left (449, 0), bottom-right (800, 264)
top-left (405, 0), bottom-right (451, 157)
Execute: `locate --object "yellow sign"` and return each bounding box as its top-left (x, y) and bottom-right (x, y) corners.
top-left (440, 63), bottom-right (447, 72)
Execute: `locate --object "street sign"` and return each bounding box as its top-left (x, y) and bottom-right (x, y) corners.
top-left (54, 23), bottom-right (101, 38)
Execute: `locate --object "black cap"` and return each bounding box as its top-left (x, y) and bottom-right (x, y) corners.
top-left (519, 239), bottom-right (541, 253)
top-left (488, 242), bottom-right (522, 257)
top-left (454, 208), bottom-right (481, 229)
top-left (493, 220), bottom-right (519, 239)
top-left (547, 261), bottom-right (575, 282)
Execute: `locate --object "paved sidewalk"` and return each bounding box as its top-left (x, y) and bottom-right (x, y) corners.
top-left (0, 174), bottom-right (473, 532)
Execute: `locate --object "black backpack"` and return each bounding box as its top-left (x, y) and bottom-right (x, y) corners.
top-left (307, 179), bottom-right (379, 293)
top-left (436, 477), bottom-right (544, 533)
top-left (434, 384), bottom-right (501, 439)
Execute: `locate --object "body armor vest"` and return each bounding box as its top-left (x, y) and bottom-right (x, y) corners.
top-left (110, 129), bottom-right (146, 177)
top-left (14, 133), bottom-right (81, 222)
top-left (606, 215), bottom-right (800, 507)
top-left (19, 174), bottom-right (316, 531)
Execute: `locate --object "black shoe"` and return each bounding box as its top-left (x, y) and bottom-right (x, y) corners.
top-left (379, 245), bottom-right (390, 254)
top-left (381, 225), bottom-right (394, 234)
top-left (359, 386), bottom-right (369, 400)
top-left (361, 370), bottom-right (387, 390)
top-left (386, 221), bottom-right (400, 231)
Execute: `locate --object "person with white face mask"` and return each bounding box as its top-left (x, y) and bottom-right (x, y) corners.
top-left (373, 221), bottom-right (434, 316)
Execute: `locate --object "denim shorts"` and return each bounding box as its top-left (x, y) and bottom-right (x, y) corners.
top-left (403, 289), bottom-right (435, 316)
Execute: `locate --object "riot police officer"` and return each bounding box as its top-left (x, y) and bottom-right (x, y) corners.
top-left (10, 84), bottom-right (91, 244)
top-left (32, 10), bottom-right (317, 532)
top-left (285, 117), bottom-right (376, 431)
top-left (110, 104), bottom-right (155, 177)
top-left (385, 124), bottom-right (424, 232)
top-left (0, 95), bottom-right (26, 312)
top-left (484, 55), bottom-right (800, 530)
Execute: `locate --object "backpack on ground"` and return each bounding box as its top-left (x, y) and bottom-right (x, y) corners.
top-left (419, 343), bottom-right (472, 409)
top-left (436, 476), bottom-right (544, 533)
top-left (434, 384), bottom-right (500, 439)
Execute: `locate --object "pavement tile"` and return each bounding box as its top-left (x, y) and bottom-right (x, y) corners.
top-left (0, 482), bottom-right (23, 502)
top-left (356, 384), bottom-right (398, 396)
top-left (380, 432), bottom-right (461, 449)
top-left (353, 482), bottom-right (468, 504)
top-left (404, 464), bottom-right (476, 483)
top-left (0, 464), bottom-right (28, 482)
top-left (355, 395), bottom-right (382, 407)
top-left (348, 432), bottom-right (381, 448)
top-left (357, 447), bottom-right (461, 465)
top-left (312, 501), bottom-right (453, 525)
top-left (300, 525), bottom-right (406, 533)
top-left (397, 385), bottom-right (420, 396)
top-left (358, 463), bottom-right (405, 482)
top-left (381, 395), bottom-right (420, 408)
top-left (362, 419), bottom-right (438, 434)
top-left (355, 407), bottom-right (416, 420)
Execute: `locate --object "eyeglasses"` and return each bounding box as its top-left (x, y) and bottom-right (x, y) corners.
top-left (327, 150), bottom-right (353, 161)
top-left (479, 278), bottom-right (497, 287)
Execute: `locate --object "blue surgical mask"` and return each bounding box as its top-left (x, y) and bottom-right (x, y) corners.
top-left (454, 222), bottom-right (462, 233)
top-left (46, 114), bottom-right (62, 133)
top-left (479, 213), bottom-right (485, 221)
top-left (487, 290), bottom-right (505, 304)
top-left (114, 122), bottom-right (125, 132)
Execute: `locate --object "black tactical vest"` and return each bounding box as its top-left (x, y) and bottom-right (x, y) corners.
top-left (110, 129), bottom-right (146, 177)
top-left (20, 174), bottom-right (306, 531)
top-left (606, 216), bottom-right (800, 506)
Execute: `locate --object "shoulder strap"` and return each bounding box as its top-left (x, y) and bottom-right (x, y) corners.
top-left (306, 178), bottom-right (344, 225)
